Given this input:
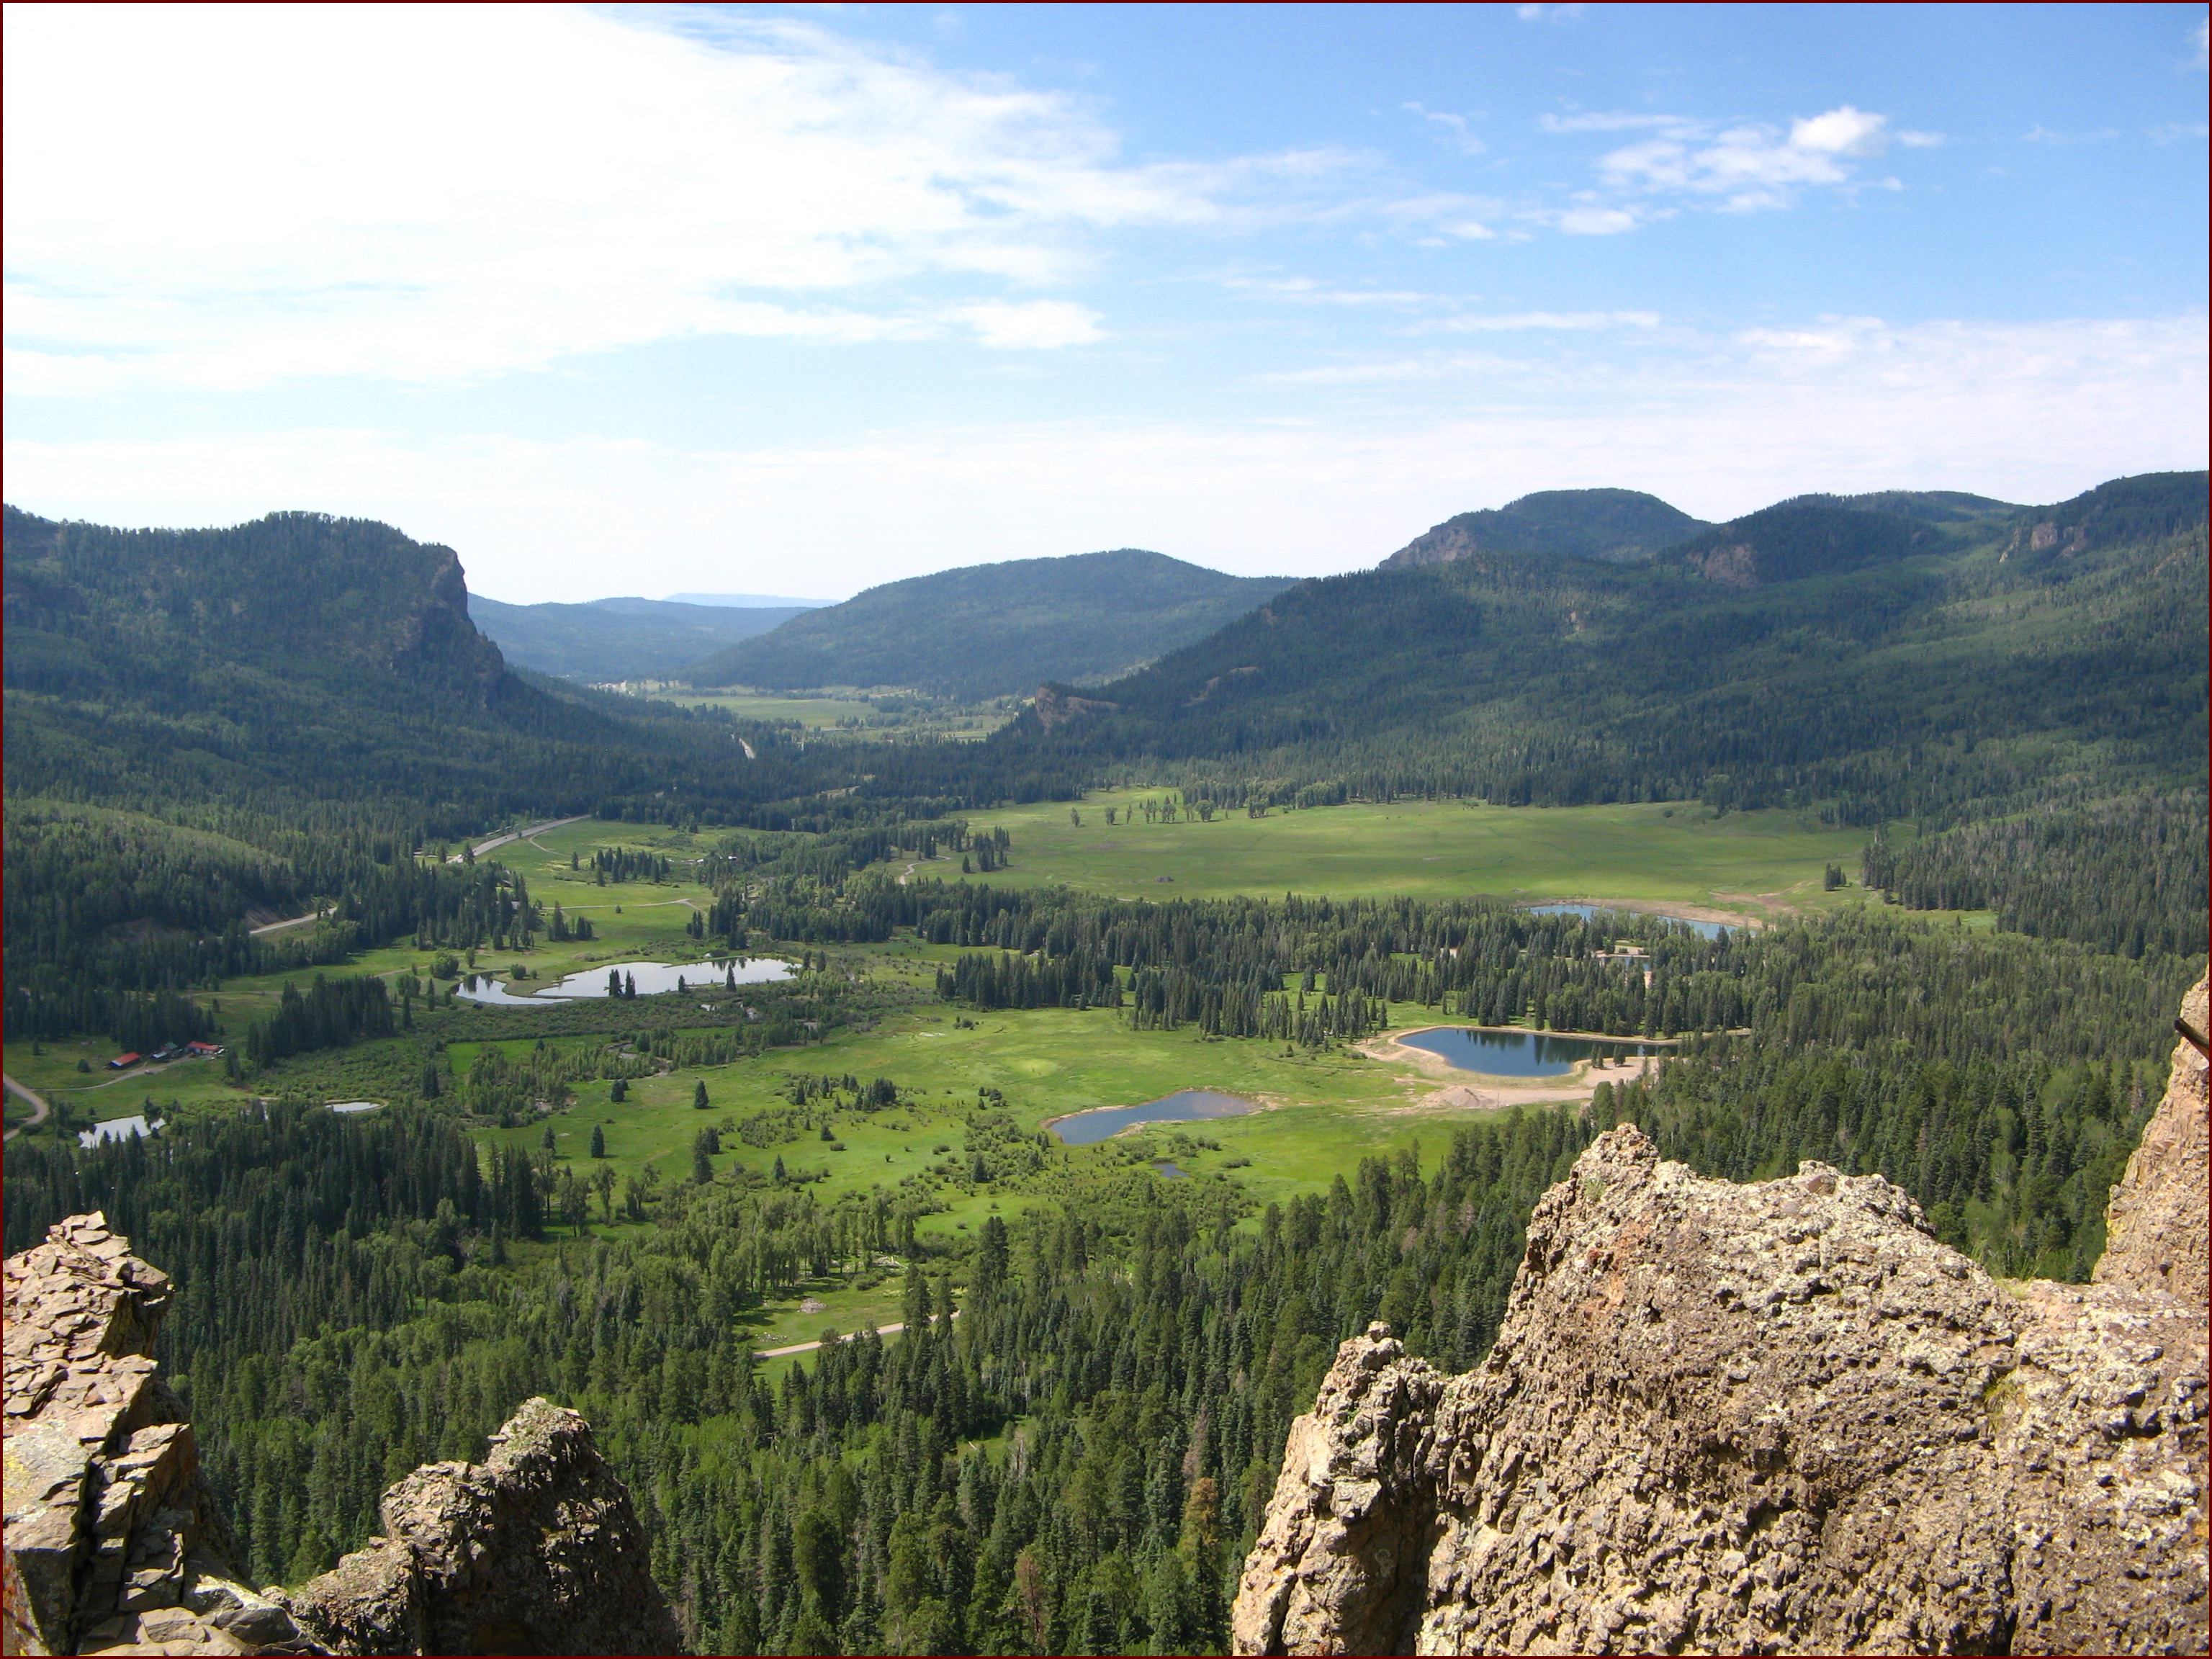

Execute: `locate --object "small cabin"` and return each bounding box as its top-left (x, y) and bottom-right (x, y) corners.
top-left (108, 1053), bottom-right (142, 1069)
top-left (186, 1041), bottom-right (225, 1057)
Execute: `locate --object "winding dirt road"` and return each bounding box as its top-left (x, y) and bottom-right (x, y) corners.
top-left (755, 1309), bottom-right (958, 1359)
top-left (3, 1074), bottom-right (53, 1141)
top-left (448, 815), bottom-right (590, 863)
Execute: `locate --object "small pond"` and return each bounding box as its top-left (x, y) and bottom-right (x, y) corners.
top-left (1396, 1027), bottom-right (1668, 1077)
top-left (1154, 1161), bottom-right (1188, 1179)
top-left (1050, 1089), bottom-right (1257, 1146)
top-left (455, 956), bottom-right (794, 1006)
top-left (328, 1101), bottom-right (384, 1115)
top-left (80, 1115), bottom-right (161, 1147)
top-left (1527, 903), bottom-right (1729, 940)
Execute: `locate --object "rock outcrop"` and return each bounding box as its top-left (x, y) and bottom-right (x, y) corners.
top-left (3, 1214), bottom-right (317, 1656)
top-left (1236, 976), bottom-right (2210, 1655)
top-left (3, 1218), bottom-right (678, 1658)
top-left (275, 1399), bottom-right (681, 1658)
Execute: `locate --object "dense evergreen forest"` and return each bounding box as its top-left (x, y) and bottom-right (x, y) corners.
top-left (9, 478), bottom-right (2204, 1038)
top-left (3, 894), bottom-right (2187, 1653)
top-left (0, 508), bottom-right (1085, 1034)
top-left (4, 475), bottom-right (2205, 1655)
top-left (985, 474), bottom-right (2207, 836)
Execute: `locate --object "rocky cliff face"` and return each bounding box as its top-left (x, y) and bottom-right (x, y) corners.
top-left (1235, 976), bottom-right (2209, 1656)
top-left (2, 1217), bottom-right (678, 1658)
top-left (2, 1215), bottom-right (315, 1657)
top-left (275, 1399), bottom-right (680, 1658)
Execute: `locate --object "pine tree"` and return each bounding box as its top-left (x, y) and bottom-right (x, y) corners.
top-left (694, 1080), bottom-right (710, 1109)
top-left (590, 1123), bottom-right (606, 1158)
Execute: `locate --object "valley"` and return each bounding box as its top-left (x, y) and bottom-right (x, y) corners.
top-left (4, 477), bottom-right (2203, 1656)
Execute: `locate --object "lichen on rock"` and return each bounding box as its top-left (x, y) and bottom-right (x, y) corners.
top-left (1234, 974), bottom-right (2210, 1656)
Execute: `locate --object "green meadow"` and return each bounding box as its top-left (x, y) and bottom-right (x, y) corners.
top-left (1, 806), bottom-right (1792, 1349)
top-left (674, 688), bottom-right (1015, 739)
top-left (950, 790), bottom-right (1884, 918)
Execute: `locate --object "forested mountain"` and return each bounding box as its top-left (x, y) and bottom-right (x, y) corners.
top-left (0, 508), bottom-right (842, 1031)
top-left (1380, 487), bottom-right (1710, 567)
top-left (682, 549), bottom-right (1295, 698)
top-left (469, 594), bottom-right (817, 683)
top-left (989, 473), bottom-right (2208, 835)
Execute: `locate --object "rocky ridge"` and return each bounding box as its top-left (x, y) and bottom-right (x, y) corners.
top-left (2, 1216), bottom-right (678, 1657)
top-left (2, 1214), bottom-right (312, 1657)
top-left (1233, 976), bottom-right (2209, 1655)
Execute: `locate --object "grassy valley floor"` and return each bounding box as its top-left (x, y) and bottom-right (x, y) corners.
top-left (942, 791), bottom-right (1893, 918)
top-left (0, 802), bottom-right (1945, 1359)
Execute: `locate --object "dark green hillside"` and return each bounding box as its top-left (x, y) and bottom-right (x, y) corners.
top-left (987, 476), bottom-right (2208, 837)
top-left (1381, 487), bottom-right (1709, 567)
top-left (1808, 489), bottom-right (2020, 524)
top-left (683, 548), bottom-right (1295, 698)
top-left (1, 508), bottom-right (831, 1028)
top-left (1656, 501), bottom-right (1935, 586)
top-left (0, 508), bottom-right (804, 828)
top-left (468, 593), bottom-right (814, 683)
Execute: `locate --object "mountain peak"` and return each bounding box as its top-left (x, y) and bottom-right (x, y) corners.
top-left (1380, 488), bottom-right (1711, 569)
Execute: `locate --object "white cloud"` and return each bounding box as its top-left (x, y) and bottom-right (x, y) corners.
top-left (1552, 205), bottom-right (1645, 235)
top-left (951, 300), bottom-right (1104, 349)
top-left (1596, 106), bottom-right (1899, 212)
top-left (12, 315), bottom-right (2200, 599)
top-left (1789, 105), bottom-right (1889, 157)
top-left (2192, 18), bottom-right (2208, 70)
top-left (1, 5), bottom-right (1239, 392)
top-left (1539, 111), bottom-right (1685, 133)
top-left (1220, 279), bottom-right (1441, 305)
top-left (1404, 103), bottom-right (1488, 156)
top-left (1433, 310), bottom-right (1662, 331)
top-left (1516, 5), bottom-right (1586, 21)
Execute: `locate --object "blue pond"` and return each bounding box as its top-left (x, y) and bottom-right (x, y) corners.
top-left (80, 1115), bottom-right (161, 1148)
top-left (1397, 1027), bottom-right (1668, 1077)
top-left (1528, 903), bottom-right (1729, 940)
top-left (457, 956), bottom-right (793, 1006)
top-left (1051, 1089), bottom-right (1257, 1146)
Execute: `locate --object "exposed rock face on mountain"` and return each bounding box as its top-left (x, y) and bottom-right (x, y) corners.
top-left (2, 1213), bottom-right (318, 1656)
top-left (2094, 976), bottom-right (2209, 1308)
top-left (1380, 490), bottom-right (1709, 569)
top-left (2, 1217), bottom-right (677, 1658)
top-left (1233, 976), bottom-right (2210, 1656)
top-left (276, 1399), bottom-right (681, 1658)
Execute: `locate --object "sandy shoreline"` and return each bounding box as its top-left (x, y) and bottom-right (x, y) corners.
top-left (1357, 1025), bottom-right (1668, 1115)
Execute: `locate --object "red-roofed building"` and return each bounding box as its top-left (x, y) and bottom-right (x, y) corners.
top-left (108, 1053), bottom-right (142, 1069)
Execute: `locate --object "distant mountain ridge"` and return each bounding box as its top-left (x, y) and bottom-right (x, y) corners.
top-left (683, 547), bottom-right (1296, 700)
top-left (468, 593), bottom-right (814, 683)
top-left (992, 472), bottom-right (2209, 826)
top-left (665, 592), bottom-right (835, 607)
top-left (1381, 488), bottom-right (1712, 568)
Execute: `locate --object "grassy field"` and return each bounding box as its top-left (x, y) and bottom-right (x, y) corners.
top-left (4, 801), bottom-right (1878, 1347)
top-left (948, 790), bottom-right (1887, 920)
top-left (673, 688), bottom-right (1015, 739)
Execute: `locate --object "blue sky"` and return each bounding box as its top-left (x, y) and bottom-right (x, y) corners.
top-left (5, 3), bottom-right (2206, 601)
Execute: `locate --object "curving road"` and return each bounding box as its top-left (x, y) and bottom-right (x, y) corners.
top-left (3, 1073), bottom-right (53, 1141)
top-left (755, 1308), bottom-right (958, 1359)
top-left (448, 815), bottom-right (590, 863)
